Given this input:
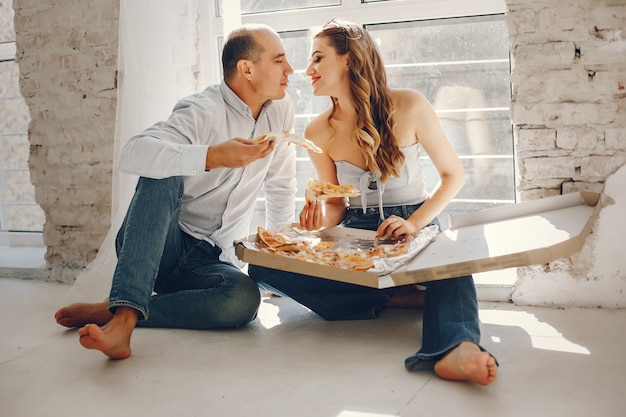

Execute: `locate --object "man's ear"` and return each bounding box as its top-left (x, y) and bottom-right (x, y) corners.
top-left (237, 59), bottom-right (253, 80)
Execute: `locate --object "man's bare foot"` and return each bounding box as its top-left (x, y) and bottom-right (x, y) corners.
top-left (384, 286), bottom-right (425, 309)
top-left (55, 299), bottom-right (113, 328)
top-left (77, 307), bottom-right (138, 360)
top-left (434, 341), bottom-right (498, 386)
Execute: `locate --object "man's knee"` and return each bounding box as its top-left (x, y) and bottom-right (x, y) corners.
top-left (221, 276), bottom-right (261, 327)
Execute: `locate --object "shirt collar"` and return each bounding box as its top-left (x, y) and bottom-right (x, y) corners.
top-left (220, 81), bottom-right (275, 118)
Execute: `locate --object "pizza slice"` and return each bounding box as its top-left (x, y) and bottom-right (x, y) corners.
top-left (254, 224), bottom-right (418, 272)
top-left (305, 178), bottom-right (361, 201)
top-left (257, 226), bottom-right (288, 249)
top-left (252, 131), bottom-right (323, 153)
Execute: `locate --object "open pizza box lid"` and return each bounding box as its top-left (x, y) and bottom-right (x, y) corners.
top-left (234, 191), bottom-right (602, 288)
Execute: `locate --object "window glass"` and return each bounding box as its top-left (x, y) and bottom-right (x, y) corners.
top-left (367, 16), bottom-right (513, 226)
top-left (251, 15), bottom-right (513, 231)
top-left (0, 59), bottom-right (43, 232)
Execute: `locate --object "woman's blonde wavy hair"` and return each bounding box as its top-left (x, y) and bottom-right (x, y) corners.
top-left (314, 19), bottom-right (404, 183)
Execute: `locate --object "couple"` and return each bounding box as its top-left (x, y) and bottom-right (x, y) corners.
top-left (55, 20), bottom-right (497, 386)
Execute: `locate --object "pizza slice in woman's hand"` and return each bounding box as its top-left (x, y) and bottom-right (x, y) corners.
top-left (305, 179), bottom-right (360, 201)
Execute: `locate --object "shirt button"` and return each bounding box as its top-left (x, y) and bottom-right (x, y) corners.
top-left (162, 171), bottom-right (167, 176)
top-left (191, 169), bottom-right (197, 174)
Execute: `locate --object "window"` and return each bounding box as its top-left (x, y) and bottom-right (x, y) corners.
top-left (369, 16), bottom-right (514, 226)
top-left (239, 0), bottom-right (340, 15)
top-left (243, 1), bottom-right (513, 230)
top-left (0, 41), bottom-right (44, 234)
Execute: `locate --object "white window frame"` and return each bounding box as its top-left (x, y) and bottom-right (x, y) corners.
top-left (200, 0), bottom-right (506, 84)
top-left (0, 41), bottom-right (16, 62)
top-left (231, 0), bottom-right (511, 219)
top-left (238, 0), bottom-right (505, 31)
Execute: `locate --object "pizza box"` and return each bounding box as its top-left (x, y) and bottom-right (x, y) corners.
top-left (234, 191), bottom-right (601, 288)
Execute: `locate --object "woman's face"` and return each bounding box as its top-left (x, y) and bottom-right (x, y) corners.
top-left (305, 35), bottom-right (350, 97)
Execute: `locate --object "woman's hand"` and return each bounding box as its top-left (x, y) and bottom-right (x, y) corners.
top-left (375, 215), bottom-right (419, 242)
top-left (299, 200), bottom-right (324, 231)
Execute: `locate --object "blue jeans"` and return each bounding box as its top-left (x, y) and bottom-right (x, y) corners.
top-left (108, 176), bottom-right (260, 330)
top-left (249, 203), bottom-right (491, 370)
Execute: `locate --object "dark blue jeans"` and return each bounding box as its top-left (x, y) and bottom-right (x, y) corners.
top-left (109, 176), bottom-right (260, 329)
top-left (249, 203), bottom-right (488, 370)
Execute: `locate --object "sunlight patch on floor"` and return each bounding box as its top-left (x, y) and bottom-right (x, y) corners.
top-left (480, 308), bottom-right (590, 355)
top-left (256, 297), bottom-right (282, 329)
top-left (337, 412), bottom-right (396, 417)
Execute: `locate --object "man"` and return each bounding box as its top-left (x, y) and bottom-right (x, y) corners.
top-left (54, 24), bottom-right (297, 359)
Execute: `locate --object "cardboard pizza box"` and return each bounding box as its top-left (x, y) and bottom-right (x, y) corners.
top-left (234, 191), bottom-right (601, 288)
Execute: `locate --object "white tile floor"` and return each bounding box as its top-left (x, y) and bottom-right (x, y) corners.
top-left (1, 276), bottom-right (625, 417)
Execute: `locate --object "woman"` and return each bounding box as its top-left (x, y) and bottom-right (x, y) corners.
top-left (249, 18), bottom-right (497, 385)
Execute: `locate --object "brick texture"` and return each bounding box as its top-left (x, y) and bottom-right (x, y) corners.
top-left (13, 0), bottom-right (119, 281)
top-left (506, 0), bottom-right (626, 198)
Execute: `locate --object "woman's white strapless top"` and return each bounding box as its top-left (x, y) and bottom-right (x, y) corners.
top-left (335, 143), bottom-right (428, 216)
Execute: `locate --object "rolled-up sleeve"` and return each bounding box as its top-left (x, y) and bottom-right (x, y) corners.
top-left (119, 137), bottom-right (208, 178)
top-left (118, 94), bottom-right (212, 178)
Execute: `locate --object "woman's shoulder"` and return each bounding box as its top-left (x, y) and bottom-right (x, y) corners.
top-left (389, 88), bottom-right (430, 110)
top-left (304, 108), bottom-right (333, 142)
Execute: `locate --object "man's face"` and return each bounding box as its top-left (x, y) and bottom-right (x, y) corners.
top-left (248, 31), bottom-right (294, 101)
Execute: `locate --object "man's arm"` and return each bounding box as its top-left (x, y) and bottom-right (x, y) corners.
top-left (119, 94), bottom-right (274, 178)
top-left (120, 135), bottom-right (208, 179)
top-left (204, 139), bottom-right (275, 171)
top-left (119, 95), bottom-right (212, 178)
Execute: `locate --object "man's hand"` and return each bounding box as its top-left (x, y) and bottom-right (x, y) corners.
top-left (205, 138), bottom-right (275, 170)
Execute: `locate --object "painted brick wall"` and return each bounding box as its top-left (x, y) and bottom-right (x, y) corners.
top-left (13, 0), bottom-right (119, 282)
top-left (505, 0), bottom-right (626, 307)
top-left (505, 0), bottom-right (626, 200)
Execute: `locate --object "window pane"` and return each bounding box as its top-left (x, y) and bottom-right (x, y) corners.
top-left (239, 0), bottom-right (340, 15)
top-left (0, 60), bottom-right (44, 232)
top-left (367, 16), bottom-right (514, 226)
top-left (255, 15), bottom-right (513, 232)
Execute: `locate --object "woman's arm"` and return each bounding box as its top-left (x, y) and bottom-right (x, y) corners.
top-left (299, 117), bottom-right (349, 230)
top-left (378, 90), bottom-right (465, 240)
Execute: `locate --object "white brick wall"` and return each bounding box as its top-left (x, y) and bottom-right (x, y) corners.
top-left (506, 0), bottom-right (626, 200)
top-left (13, 0), bottom-right (119, 281)
top-left (506, 0), bottom-right (626, 307)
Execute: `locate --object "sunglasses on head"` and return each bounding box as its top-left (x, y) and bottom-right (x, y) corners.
top-left (322, 17), bottom-right (363, 41)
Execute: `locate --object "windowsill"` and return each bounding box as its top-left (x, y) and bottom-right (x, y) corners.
top-left (0, 232), bottom-right (48, 279)
top-left (473, 267), bottom-right (517, 302)
top-left (0, 231), bottom-right (44, 247)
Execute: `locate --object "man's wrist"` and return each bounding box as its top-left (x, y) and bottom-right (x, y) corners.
top-left (205, 146), bottom-right (213, 171)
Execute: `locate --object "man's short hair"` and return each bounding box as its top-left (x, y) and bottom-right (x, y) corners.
top-left (222, 25), bottom-right (272, 81)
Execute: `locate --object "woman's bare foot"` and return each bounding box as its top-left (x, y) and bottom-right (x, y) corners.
top-left (55, 299), bottom-right (113, 328)
top-left (77, 307), bottom-right (138, 360)
top-left (434, 341), bottom-right (498, 386)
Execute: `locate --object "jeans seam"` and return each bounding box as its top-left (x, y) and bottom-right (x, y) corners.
top-left (108, 300), bottom-right (148, 321)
